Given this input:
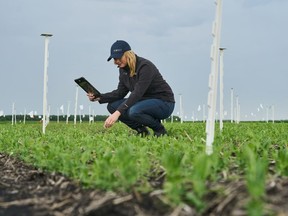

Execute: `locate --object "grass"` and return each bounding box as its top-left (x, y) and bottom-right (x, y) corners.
top-left (0, 121), bottom-right (288, 214)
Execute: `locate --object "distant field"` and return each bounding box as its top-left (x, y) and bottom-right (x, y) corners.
top-left (0, 122), bottom-right (288, 215)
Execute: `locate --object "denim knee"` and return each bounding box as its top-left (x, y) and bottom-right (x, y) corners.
top-left (127, 107), bottom-right (141, 119)
top-left (107, 103), bottom-right (115, 114)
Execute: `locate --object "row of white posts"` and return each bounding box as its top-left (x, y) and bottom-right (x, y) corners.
top-left (205, 0), bottom-right (224, 155)
top-left (205, 0), bottom-right (277, 154)
top-left (9, 104), bottom-right (95, 124)
top-left (174, 0), bottom-right (224, 155)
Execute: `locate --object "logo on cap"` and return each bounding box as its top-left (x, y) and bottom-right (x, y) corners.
top-left (107, 40), bottom-right (131, 61)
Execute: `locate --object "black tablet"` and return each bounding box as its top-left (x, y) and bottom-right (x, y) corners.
top-left (74, 77), bottom-right (101, 98)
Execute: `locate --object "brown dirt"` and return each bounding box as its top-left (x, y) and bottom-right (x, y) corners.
top-left (1, 152), bottom-right (288, 216)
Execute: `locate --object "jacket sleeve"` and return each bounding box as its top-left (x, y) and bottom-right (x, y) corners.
top-left (98, 74), bottom-right (129, 104)
top-left (116, 64), bottom-right (156, 114)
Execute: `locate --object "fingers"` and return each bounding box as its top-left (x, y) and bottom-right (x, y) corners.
top-left (87, 93), bottom-right (94, 100)
top-left (104, 111), bottom-right (120, 128)
top-left (87, 93), bottom-right (99, 101)
top-left (104, 119), bottom-right (114, 128)
top-left (104, 116), bottom-right (116, 128)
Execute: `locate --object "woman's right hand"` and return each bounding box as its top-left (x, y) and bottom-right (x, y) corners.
top-left (87, 93), bottom-right (100, 102)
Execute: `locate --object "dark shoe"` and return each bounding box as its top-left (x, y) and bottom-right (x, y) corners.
top-left (136, 126), bottom-right (150, 137)
top-left (153, 126), bottom-right (167, 137)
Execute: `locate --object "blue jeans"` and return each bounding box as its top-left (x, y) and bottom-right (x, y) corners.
top-left (107, 99), bottom-right (175, 131)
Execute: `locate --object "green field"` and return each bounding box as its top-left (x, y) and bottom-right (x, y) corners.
top-left (1, 121), bottom-right (288, 215)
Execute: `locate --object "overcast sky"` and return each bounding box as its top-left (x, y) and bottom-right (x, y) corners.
top-left (0, 0), bottom-right (287, 121)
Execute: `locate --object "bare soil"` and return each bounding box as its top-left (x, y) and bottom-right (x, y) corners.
top-left (1, 153), bottom-right (288, 216)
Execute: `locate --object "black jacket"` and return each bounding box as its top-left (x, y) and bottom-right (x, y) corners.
top-left (99, 56), bottom-right (175, 114)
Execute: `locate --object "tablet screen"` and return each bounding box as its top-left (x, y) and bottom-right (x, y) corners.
top-left (74, 77), bottom-right (101, 97)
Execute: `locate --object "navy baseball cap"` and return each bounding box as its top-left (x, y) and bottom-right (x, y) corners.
top-left (107, 40), bottom-right (131, 61)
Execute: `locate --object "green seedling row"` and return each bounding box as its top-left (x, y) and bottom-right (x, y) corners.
top-left (0, 122), bottom-right (288, 215)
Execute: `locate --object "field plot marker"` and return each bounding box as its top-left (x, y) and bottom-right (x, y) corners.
top-left (66, 101), bottom-right (70, 124)
top-left (235, 95), bottom-right (240, 123)
top-left (203, 104), bottom-right (206, 123)
top-left (41, 33), bottom-right (53, 134)
top-left (11, 102), bottom-right (16, 125)
top-left (219, 48), bottom-right (226, 131)
top-left (74, 85), bottom-right (79, 125)
top-left (179, 94), bottom-right (184, 123)
top-left (205, 0), bottom-right (223, 155)
top-left (271, 105), bottom-right (275, 123)
top-left (230, 88), bottom-right (234, 122)
top-left (23, 109), bottom-right (26, 124)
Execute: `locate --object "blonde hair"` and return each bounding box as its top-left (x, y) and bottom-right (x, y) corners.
top-left (123, 50), bottom-right (136, 77)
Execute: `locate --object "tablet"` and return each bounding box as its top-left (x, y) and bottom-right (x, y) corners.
top-left (74, 77), bottom-right (101, 98)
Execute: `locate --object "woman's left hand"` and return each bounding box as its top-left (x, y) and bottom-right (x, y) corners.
top-left (104, 111), bottom-right (121, 128)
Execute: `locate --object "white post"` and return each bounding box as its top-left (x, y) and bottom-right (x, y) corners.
top-left (47, 105), bottom-right (51, 125)
top-left (23, 109), bottom-right (26, 124)
top-left (66, 101), bottom-right (70, 124)
top-left (192, 111), bottom-right (195, 123)
top-left (14, 109), bottom-right (17, 124)
top-left (235, 95), bottom-right (239, 123)
top-left (74, 85), bottom-right (79, 125)
top-left (0, 110), bottom-right (3, 120)
top-left (57, 109), bottom-right (59, 123)
top-left (89, 105), bottom-right (91, 124)
top-left (203, 104), bottom-right (206, 123)
top-left (205, 0), bottom-right (223, 155)
top-left (219, 48), bottom-right (226, 131)
top-left (271, 105), bottom-right (275, 123)
top-left (230, 88), bottom-right (234, 123)
top-left (238, 103), bottom-right (241, 123)
top-left (179, 94), bottom-right (184, 123)
top-left (41, 33), bottom-right (53, 134)
top-left (79, 105), bottom-right (83, 123)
